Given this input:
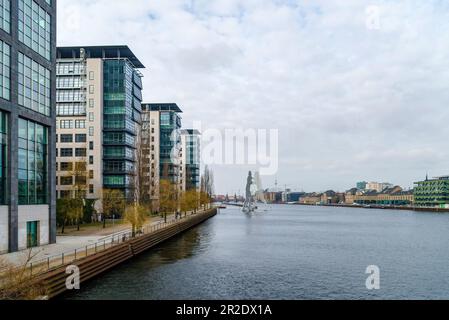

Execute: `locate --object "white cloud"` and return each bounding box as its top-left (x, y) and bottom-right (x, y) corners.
top-left (57, 0), bottom-right (449, 194)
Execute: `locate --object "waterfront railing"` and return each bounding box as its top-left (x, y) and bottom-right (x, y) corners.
top-left (0, 209), bottom-right (214, 279)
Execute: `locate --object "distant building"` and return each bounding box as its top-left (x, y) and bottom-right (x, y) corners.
top-left (345, 188), bottom-right (360, 204)
top-left (414, 176), bottom-right (449, 208)
top-left (321, 190), bottom-right (338, 204)
top-left (283, 192), bottom-right (305, 203)
top-left (366, 182), bottom-right (394, 193)
top-left (356, 181), bottom-right (367, 190)
top-left (352, 186), bottom-right (414, 206)
top-left (264, 191), bottom-right (283, 204)
top-left (300, 193), bottom-right (322, 205)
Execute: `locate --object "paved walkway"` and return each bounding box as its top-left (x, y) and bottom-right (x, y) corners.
top-left (0, 213), bottom-right (179, 267)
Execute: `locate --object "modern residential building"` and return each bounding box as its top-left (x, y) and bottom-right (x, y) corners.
top-left (55, 46), bottom-right (144, 211)
top-left (0, 0), bottom-right (57, 253)
top-left (180, 129), bottom-right (201, 192)
top-left (414, 176), bottom-right (449, 208)
top-left (140, 103), bottom-right (183, 210)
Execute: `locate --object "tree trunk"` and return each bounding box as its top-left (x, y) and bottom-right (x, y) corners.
top-left (61, 220), bottom-right (65, 234)
top-left (103, 217), bottom-right (106, 229)
top-left (164, 213), bottom-right (167, 223)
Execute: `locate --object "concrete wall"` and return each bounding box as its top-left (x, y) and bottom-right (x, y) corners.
top-left (17, 205), bottom-right (50, 250)
top-left (0, 206), bottom-right (8, 253)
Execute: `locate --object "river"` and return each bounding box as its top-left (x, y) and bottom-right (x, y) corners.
top-left (65, 205), bottom-right (449, 300)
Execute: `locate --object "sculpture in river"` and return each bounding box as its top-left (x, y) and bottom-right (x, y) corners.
top-left (242, 171), bottom-right (257, 213)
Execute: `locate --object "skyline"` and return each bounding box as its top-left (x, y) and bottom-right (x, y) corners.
top-left (57, 0), bottom-right (449, 194)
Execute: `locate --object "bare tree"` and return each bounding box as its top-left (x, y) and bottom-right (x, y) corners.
top-left (102, 189), bottom-right (126, 228)
top-left (0, 250), bottom-right (46, 300)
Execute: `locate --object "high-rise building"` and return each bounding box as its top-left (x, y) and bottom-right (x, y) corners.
top-left (0, 0), bottom-right (56, 253)
top-left (180, 129), bottom-right (201, 192)
top-left (140, 103), bottom-right (182, 210)
top-left (55, 46), bottom-right (144, 210)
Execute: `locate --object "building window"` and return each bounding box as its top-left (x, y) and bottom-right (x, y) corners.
top-left (56, 103), bottom-right (86, 116)
top-left (60, 162), bottom-right (73, 171)
top-left (89, 127), bottom-right (94, 136)
top-left (89, 112), bottom-right (94, 122)
top-left (89, 170), bottom-right (94, 179)
top-left (56, 90), bottom-right (85, 103)
top-left (18, 0), bottom-right (51, 60)
top-left (60, 148), bottom-right (73, 157)
top-left (75, 148), bottom-right (86, 157)
top-left (89, 85), bottom-right (94, 94)
top-left (0, 40), bottom-right (10, 100)
top-left (75, 134), bottom-right (86, 143)
top-left (89, 156), bottom-right (94, 165)
top-left (60, 190), bottom-right (71, 198)
top-left (60, 176), bottom-right (73, 186)
top-left (89, 71), bottom-right (94, 80)
top-left (18, 53), bottom-right (51, 116)
top-left (89, 99), bottom-right (94, 108)
top-left (89, 184), bottom-right (94, 194)
top-left (0, 0), bottom-right (10, 33)
top-left (60, 120), bottom-right (72, 129)
top-left (89, 141), bottom-right (94, 150)
top-left (75, 120), bottom-right (86, 129)
top-left (60, 134), bottom-right (73, 143)
top-left (18, 118), bottom-right (48, 205)
top-left (0, 111), bottom-right (7, 204)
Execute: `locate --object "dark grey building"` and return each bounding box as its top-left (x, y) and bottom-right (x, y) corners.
top-left (0, 0), bottom-right (56, 253)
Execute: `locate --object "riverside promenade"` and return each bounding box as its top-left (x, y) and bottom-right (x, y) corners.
top-left (0, 213), bottom-right (177, 268)
top-left (6, 208), bottom-right (217, 299)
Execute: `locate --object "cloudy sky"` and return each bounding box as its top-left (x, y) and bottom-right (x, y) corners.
top-left (57, 0), bottom-right (449, 195)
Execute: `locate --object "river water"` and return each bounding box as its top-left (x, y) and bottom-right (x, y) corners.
top-left (66, 205), bottom-right (449, 300)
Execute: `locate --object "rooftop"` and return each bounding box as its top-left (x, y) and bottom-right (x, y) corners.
top-left (142, 103), bottom-right (183, 113)
top-left (56, 45), bottom-right (145, 68)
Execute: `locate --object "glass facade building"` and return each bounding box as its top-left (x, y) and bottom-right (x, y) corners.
top-left (18, 0), bottom-right (51, 60)
top-left (56, 46), bottom-right (145, 204)
top-left (160, 110), bottom-right (182, 183)
top-left (18, 51), bottom-right (51, 115)
top-left (0, 0), bottom-right (56, 253)
top-left (181, 129), bottom-right (201, 191)
top-left (0, 0), bottom-right (10, 33)
top-left (103, 59), bottom-right (143, 199)
top-left (414, 176), bottom-right (449, 208)
top-left (0, 40), bottom-right (10, 100)
top-left (18, 118), bottom-right (48, 205)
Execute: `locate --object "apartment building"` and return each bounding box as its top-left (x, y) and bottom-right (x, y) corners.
top-left (180, 129), bottom-right (201, 192)
top-left (56, 46), bottom-right (144, 211)
top-left (0, 0), bottom-right (57, 253)
top-left (140, 103), bottom-right (182, 210)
